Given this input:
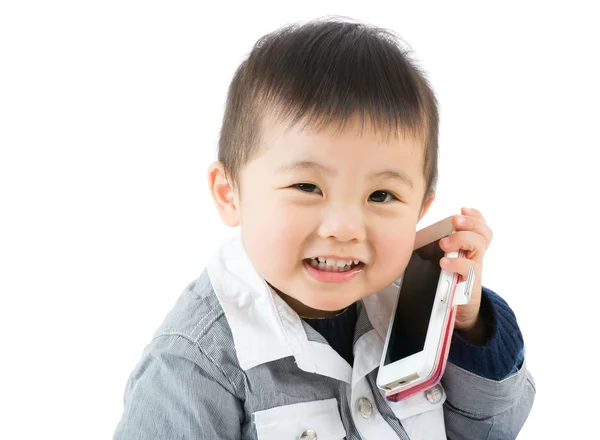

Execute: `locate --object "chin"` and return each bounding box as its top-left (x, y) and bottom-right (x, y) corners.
top-left (305, 295), bottom-right (355, 313)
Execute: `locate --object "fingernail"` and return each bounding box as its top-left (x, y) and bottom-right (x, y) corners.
top-left (440, 237), bottom-right (450, 246)
top-left (441, 257), bottom-right (450, 266)
top-left (457, 216), bottom-right (466, 225)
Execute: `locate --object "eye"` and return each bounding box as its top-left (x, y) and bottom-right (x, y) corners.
top-left (369, 190), bottom-right (397, 203)
top-left (294, 183), bottom-right (322, 195)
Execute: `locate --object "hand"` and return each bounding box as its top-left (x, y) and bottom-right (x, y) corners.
top-left (438, 207), bottom-right (493, 333)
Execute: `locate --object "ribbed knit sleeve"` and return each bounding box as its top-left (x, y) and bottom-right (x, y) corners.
top-left (448, 287), bottom-right (525, 380)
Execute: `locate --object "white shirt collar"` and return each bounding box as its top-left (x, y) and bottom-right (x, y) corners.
top-left (206, 234), bottom-right (399, 383)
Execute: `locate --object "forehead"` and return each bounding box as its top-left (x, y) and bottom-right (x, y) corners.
top-left (257, 111), bottom-right (426, 171)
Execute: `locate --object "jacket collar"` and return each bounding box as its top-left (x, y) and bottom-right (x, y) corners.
top-left (206, 234), bottom-right (399, 382)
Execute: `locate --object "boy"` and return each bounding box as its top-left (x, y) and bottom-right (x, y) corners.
top-left (114, 19), bottom-right (535, 439)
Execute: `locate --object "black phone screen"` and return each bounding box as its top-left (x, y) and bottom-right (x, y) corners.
top-left (383, 238), bottom-right (445, 365)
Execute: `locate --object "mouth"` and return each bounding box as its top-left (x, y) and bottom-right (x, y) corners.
top-left (304, 257), bottom-right (364, 273)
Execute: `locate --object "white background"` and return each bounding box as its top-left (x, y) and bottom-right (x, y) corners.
top-left (1, 1), bottom-right (597, 438)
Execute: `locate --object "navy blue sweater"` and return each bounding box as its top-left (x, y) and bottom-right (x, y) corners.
top-left (304, 287), bottom-right (524, 381)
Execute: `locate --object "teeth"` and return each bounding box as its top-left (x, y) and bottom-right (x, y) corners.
top-left (310, 257), bottom-right (360, 272)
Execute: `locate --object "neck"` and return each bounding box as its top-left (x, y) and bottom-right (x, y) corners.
top-left (268, 283), bottom-right (345, 318)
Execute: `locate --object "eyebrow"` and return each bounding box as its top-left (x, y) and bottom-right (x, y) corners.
top-left (372, 169), bottom-right (414, 189)
top-left (277, 160), bottom-right (414, 189)
top-left (276, 160), bottom-right (335, 175)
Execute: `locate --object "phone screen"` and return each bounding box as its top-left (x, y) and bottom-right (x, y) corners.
top-left (383, 238), bottom-right (446, 365)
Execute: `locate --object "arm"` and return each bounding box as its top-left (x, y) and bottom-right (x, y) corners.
top-left (442, 288), bottom-right (536, 440)
top-left (449, 287), bottom-right (524, 380)
top-left (442, 360), bottom-right (535, 440)
top-left (113, 335), bottom-right (243, 440)
top-left (437, 210), bottom-right (535, 438)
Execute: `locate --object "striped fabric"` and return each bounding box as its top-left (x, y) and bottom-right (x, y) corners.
top-left (114, 235), bottom-right (535, 439)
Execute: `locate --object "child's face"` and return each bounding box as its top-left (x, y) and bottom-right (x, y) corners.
top-left (225, 115), bottom-right (433, 317)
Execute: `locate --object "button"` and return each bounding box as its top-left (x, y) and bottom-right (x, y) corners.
top-left (440, 280), bottom-right (450, 303)
top-left (299, 429), bottom-right (317, 440)
top-left (425, 384), bottom-right (443, 404)
top-left (357, 397), bottom-right (373, 418)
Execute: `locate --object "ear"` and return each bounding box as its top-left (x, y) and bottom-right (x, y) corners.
top-left (207, 161), bottom-right (240, 227)
top-left (418, 190), bottom-right (436, 222)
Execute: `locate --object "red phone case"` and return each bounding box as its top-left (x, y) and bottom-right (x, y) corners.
top-left (385, 302), bottom-right (457, 401)
top-left (385, 253), bottom-right (470, 402)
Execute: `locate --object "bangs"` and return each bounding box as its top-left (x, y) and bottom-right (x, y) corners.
top-left (247, 20), bottom-right (433, 140)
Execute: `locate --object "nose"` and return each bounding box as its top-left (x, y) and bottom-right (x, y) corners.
top-left (318, 203), bottom-right (367, 243)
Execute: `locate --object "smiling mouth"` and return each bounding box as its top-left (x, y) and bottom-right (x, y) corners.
top-left (304, 257), bottom-right (364, 272)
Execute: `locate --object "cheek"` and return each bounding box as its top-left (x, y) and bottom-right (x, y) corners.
top-left (262, 201), bottom-right (315, 242)
top-left (241, 196), bottom-right (316, 270)
top-left (371, 219), bottom-right (417, 274)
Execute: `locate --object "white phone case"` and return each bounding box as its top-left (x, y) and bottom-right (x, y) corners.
top-left (376, 216), bottom-right (475, 399)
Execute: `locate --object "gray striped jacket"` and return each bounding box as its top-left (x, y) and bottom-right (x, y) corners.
top-left (114, 235), bottom-right (535, 439)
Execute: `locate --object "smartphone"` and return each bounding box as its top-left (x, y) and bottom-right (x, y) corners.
top-left (376, 216), bottom-right (467, 396)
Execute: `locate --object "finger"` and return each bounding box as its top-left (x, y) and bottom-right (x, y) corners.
top-left (461, 207), bottom-right (487, 224)
top-left (440, 256), bottom-right (481, 279)
top-left (452, 214), bottom-right (493, 245)
top-left (439, 230), bottom-right (488, 254)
